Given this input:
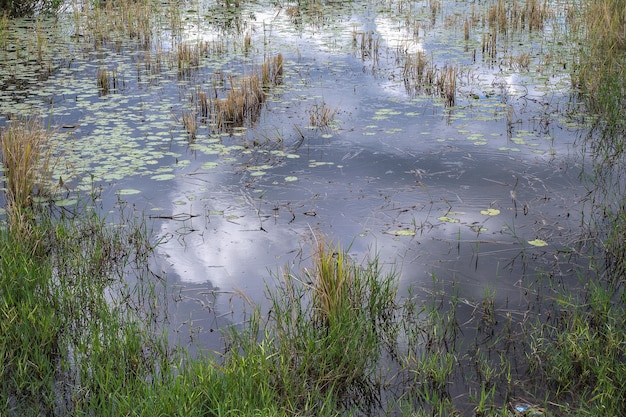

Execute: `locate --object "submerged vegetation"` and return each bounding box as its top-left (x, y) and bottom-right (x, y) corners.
top-left (1, 0), bottom-right (626, 415)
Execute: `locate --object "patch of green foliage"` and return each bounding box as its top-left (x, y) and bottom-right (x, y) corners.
top-left (574, 0), bottom-right (626, 136)
top-left (528, 282), bottom-right (626, 415)
top-left (0, 200), bottom-right (170, 415)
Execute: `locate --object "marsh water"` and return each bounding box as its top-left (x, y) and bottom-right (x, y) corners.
top-left (1, 0), bottom-right (595, 381)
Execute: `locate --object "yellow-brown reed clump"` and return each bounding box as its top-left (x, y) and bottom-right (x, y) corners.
top-left (0, 118), bottom-right (55, 237)
top-left (402, 50), bottom-right (430, 84)
top-left (215, 73), bottom-right (266, 129)
top-left (176, 42), bottom-right (200, 77)
top-left (308, 101), bottom-right (338, 129)
top-left (261, 53), bottom-right (284, 87)
top-left (197, 90), bottom-right (210, 119)
top-left (437, 65), bottom-right (457, 107)
top-left (97, 68), bottom-right (110, 94)
top-left (182, 110), bottom-right (198, 140)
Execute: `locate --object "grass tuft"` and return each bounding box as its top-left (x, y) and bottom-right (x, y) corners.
top-left (0, 117), bottom-right (57, 238)
top-left (308, 101), bottom-right (339, 129)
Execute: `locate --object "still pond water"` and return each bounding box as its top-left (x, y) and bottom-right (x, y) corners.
top-left (0, 0), bottom-right (593, 352)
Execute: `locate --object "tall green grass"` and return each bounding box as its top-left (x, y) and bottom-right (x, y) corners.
top-left (228, 235), bottom-right (399, 413)
top-left (0, 199), bottom-right (171, 415)
top-left (574, 0), bottom-right (626, 135)
top-left (528, 282), bottom-right (626, 415)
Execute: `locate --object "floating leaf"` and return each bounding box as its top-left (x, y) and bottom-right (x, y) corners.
top-left (528, 239), bottom-right (548, 247)
top-left (117, 189), bottom-right (141, 195)
top-left (480, 208), bottom-right (500, 216)
top-left (469, 225), bottom-right (488, 232)
top-left (438, 216), bottom-right (460, 223)
top-left (390, 230), bottom-right (416, 236)
top-left (151, 173), bottom-right (176, 181)
top-left (55, 199), bottom-right (78, 207)
top-left (201, 161), bottom-right (219, 169)
top-left (284, 176), bottom-right (298, 182)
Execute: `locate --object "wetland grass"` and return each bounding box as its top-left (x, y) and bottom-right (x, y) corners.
top-left (574, 0), bottom-right (626, 133)
top-left (308, 101), bottom-right (339, 129)
top-left (97, 67), bottom-right (110, 94)
top-left (257, 235), bottom-right (398, 411)
top-left (182, 110), bottom-right (198, 139)
top-left (527, 282), bottom-right (626, 415)
top-left (402, 51), bottom-right (458, 106)
top-left (176, 42), bottom-right (201, 77)
top-left (0, 118), bottom-right (55, 235)
top-left (437, 65), bottom-right (457, 107)
top-left (215, 73), bottom-right (265, 129)
top-left (261, 52), bottom-right (284, 86)
top-left (210, 54), bottom-right (281, 130)
top-left (96, 0), bottom-right (152, 45)
top-left (0, 188), bottom-right (171, 415)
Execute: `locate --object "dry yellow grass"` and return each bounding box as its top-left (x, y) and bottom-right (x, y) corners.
top-left (0, 118), bottom-right (56, 238)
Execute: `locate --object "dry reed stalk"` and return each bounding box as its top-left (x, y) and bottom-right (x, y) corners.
top-left (437, 65), bottom-right (457, 106)
top-left (403, 50), bottom-right (429, 84)
top-left (197, 90), bottom-right (210, 119)
top-left (308, 101), bottom-right (338, 128)
top-left (182, 111), bottom-right (198, 140)
top-left (261, 59), bottom-right (270, 86)
top-left (97, 68), bottom-right (110, 94)
top-left (262, 54), bottom-right (284, 86)
top-left (215, 73), bottom-right (266, 128)
top-left (525, 0), bottom-right (547, 31)
top-left (176, 42), bottom-right (200, 76)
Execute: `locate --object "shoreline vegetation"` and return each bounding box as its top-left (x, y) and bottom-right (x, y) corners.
top-left (1, 0), bottom-right (625, 415)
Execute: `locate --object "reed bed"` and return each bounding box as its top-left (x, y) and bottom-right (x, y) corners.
top-left (90, 0), bottom-right (153, 46)
top-left (486, 0), bottom-right (549, 33)
top-left (188, 54), bottom-right (282, 131)
top-left (215, 73), bottom-right (265, 128)
top-left (437, 65), bottom-right (457, 106)
top-left (402, 52), bottom-right (457, 106)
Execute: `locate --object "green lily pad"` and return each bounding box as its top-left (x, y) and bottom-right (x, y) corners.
top-left (201, 161), bottom-right (219, 169)
top-left (117, 189), bottom-right (142, 195)
top-left (390, 230), bottom-right (416, 236)
top-left (151, 174), bottom-right (176, 181)
top-left (480, 208), bottom-right (500, 216)
top-left (55, 199), bottom-right (78, 207)
top-left (438, 216), bottom-right (460, 223)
